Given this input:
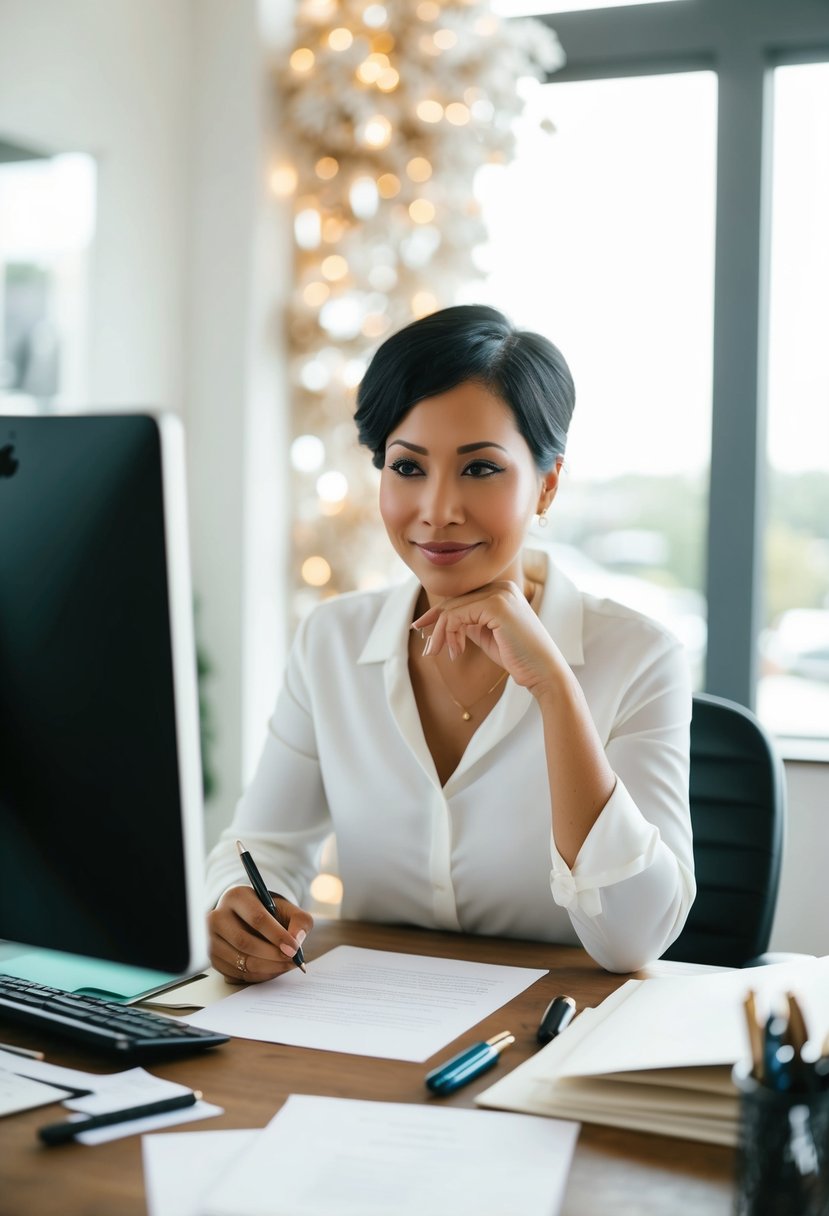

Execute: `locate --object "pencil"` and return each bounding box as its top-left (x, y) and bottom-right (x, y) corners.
top-left (236, 840), bottom-right (307, 973)
top-left (37, 1090), bottom-right (202, 1145)
top-left (785, 991), bottom-right (809, 1053)
top-left (0, 1042), bottom-right (45, 1060)
top-left (743, 991), bottom-right (764, 1081)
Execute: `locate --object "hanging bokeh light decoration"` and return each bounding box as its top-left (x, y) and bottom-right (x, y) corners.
top-left (277, 0), bottom-right (563, 615)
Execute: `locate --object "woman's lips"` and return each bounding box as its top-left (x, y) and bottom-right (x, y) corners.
top-left (414, 542), bottom-right (481, 566)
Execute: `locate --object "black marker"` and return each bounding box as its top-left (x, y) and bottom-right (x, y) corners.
top-left (38, 1090), bottom-right (202, 1145)
top-left (236, 840), bottom-right (307, 972)
top-left (537, 995), bottom-right (576, 1045)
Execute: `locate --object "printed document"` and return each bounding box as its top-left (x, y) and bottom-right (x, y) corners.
top-left (186, 945), bottom-right (547, 1061)
top-left (201, 1095), bottom-right (579, 1216)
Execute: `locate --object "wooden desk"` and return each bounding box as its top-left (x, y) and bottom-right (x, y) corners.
top-left (0, 920), bottom-right (735, 1215)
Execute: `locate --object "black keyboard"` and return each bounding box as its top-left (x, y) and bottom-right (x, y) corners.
top-left (0, 974), bottom-right (229, 1058)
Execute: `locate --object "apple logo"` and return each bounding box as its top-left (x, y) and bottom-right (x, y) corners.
top-left (0, 442), bottom-right (19, 478)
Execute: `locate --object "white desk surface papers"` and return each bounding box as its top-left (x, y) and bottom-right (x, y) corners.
top-left (0, 1054), bottom-right (222, 1142)
top-left (143, 1096), bottom-right (579, 1216)
top-left (186, 945), bottom-right (547, 1062)
top-left (0, 1068), bottom-right (71, 1117)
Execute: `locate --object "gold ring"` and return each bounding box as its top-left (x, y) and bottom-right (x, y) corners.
top-left (236, 954), bottom-right (247, 973)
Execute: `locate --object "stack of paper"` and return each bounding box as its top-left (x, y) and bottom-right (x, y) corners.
top-left (477, 956), bottom-right (829, 1145)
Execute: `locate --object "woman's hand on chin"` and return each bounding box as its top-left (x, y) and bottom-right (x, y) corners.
top-left (412, 579), bottom-right (565, 696)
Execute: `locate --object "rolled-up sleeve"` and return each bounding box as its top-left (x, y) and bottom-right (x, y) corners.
top-left (549, 636), bottom-right (695, 972)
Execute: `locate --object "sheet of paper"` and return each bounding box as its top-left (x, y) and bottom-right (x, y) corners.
top-left (0, 1068), bottom-right (71, 1117)
top-left (53, 1064), bottom-right (222, 1141)
top-left (205, 1095), bottom-right (579, 1216)
top-left (139, 970), bottom-right (235, 1011)
top-left (186, 946), bottom-right (547, 1062)
top-left (62, 1065), bottom-right (193, 1112)
top-left (0, 1049), bottom-right (130, 1093)
top-left (143, 1130), bottom-right (258, 1216)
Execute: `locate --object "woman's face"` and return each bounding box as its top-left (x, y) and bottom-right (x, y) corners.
top-left (379, 380), bottom-right (559, 601)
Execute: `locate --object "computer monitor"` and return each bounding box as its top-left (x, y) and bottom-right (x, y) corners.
top-left (0, 412), bottom-right (208, 996)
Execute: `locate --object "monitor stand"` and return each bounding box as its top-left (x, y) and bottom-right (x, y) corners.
top-left (0, 941), bottom-right (204, 1004)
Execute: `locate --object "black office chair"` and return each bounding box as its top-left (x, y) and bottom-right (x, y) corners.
top-left (662, 692), bottom-right (786, 968)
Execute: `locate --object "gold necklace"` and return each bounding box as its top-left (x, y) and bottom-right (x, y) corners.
top-left (417, 577), bottom-right (540, 721)
top-left (432, 661), bottom-right (509, 722)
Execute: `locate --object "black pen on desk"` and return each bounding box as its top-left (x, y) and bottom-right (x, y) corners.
top-left (37, 1090), bottom-right (202, 1145)
top-left (537, 995), bottom-right (577, 1046)
top-left (236, 839), bottom-right (307, 973)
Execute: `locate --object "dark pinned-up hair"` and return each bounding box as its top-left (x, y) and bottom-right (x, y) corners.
top-left (354, 304), bottom-right (575, 471)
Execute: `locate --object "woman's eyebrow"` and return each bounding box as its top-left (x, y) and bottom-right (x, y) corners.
top-left (387, 440), bottom-right (427, 454)
top-left (387, 439), bottom-right (508, 455)
top-left (457, 442), bottom-right (508, 454)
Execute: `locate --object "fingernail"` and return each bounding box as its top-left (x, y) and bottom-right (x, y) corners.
top-left (447, 644), bottom-right (457, 661)
top-left (280, 942), bottom-right (296, 957)
top-left (422, 635), bottom-right (433, 656)
top-left (296, 930), bottom-right (307, 945)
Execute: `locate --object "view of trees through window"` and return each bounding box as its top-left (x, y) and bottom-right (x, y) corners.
top-left (474, 58), bottom-right (829, 742)
top-left (472, 70), bottom-right (716, 691)
top-left (759, 62), bottom-right (829, 739)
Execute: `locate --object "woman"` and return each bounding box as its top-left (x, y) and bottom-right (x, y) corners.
top-left (206, 305), bottom-right (694, 980)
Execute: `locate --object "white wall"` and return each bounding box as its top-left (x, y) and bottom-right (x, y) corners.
top-left (770, 762), bottom-right (829, 956)
top-left (183, 0), bottom-right (294, 848)
top-left (0, 0), bottom-right (293, 844)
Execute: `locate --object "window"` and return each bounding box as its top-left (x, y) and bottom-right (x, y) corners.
top-left (473, 71), bottom-right (716, 687)
top-left (493, 0), bottom-right (683, 14)
top-left (484, 0), bottom-right (829, 750)
top-left (758, 63), bottom-right (829, 741)
top-left (0, 152), bottom-right (95, 413)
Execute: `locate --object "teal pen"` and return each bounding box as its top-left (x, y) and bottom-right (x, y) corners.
top-left (425, 1031), bottom-right (515, 1096)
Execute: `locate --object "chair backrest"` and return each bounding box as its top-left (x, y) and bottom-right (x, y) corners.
top-left (662, 692), bottom-right (786, 968)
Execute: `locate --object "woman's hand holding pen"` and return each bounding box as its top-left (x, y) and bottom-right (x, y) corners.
top-left (412, 578), bottom-right (565, 699)
top-left (207, 887), bottom-right (313, 984)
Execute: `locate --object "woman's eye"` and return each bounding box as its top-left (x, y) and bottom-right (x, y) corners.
top-left (463, 460), bottom-right (503, 478)
top-left (388, 458), bottom-right (424, 477)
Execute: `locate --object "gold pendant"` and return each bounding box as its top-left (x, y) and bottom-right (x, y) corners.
top-left (462, 711), bottom-right (471, 721)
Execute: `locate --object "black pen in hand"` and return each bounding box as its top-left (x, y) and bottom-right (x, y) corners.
top-left (236, 839), bottom-right (307, 973)
top-left (38, 1090), bottom-right (202, 1145)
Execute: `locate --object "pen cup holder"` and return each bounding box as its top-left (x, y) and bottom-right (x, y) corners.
top-left (732, 1059), bottom-right (829, 1216)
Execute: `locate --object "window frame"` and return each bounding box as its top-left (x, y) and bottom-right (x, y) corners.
top-left (524, 0), bottom-right (829, 751)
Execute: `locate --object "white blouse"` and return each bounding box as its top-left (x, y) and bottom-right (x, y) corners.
top-left (206, 550), bottom-right (695, 972)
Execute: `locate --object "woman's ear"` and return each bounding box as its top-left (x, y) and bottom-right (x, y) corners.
top-left (536, 456), bottom-right (564, 517)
